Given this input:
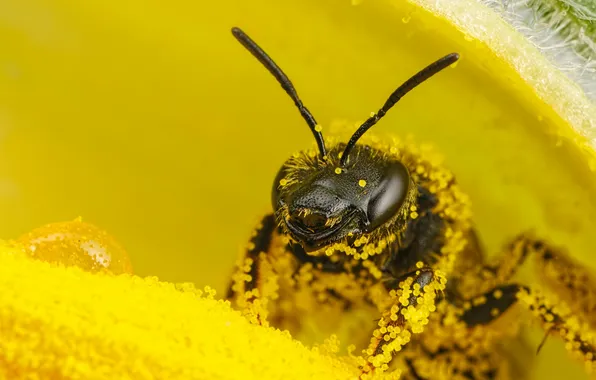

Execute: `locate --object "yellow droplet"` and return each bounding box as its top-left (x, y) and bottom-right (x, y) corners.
top-left (279, 178), bottom-right (288, 186)
top-left (17, 219), bottom-right (132, 275)
top-left (359, 179), bottom-right (367, 187)
top-left (335, 168), bottom-right (342, 175)
top-left (314, 124), bottom-right (323, 132)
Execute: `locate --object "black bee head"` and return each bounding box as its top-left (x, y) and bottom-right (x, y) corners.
top-left (273, 145), bottom-right (413, 251)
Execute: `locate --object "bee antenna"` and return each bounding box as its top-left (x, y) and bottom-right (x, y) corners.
top-left (339, 53), bottom-right (460, 167)
top-left (231, 27), bottom-right (327, 159)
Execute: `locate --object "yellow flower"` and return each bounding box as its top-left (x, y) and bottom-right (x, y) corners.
top-left (0, 240), bottom-right (361, 380)
top-left (0, 0), bottom-right (595, 379)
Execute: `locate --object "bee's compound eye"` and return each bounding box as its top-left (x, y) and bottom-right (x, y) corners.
top-left (366, 161), bottom-right (410, 232)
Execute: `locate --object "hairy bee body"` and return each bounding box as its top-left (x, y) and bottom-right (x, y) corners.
top-left (239, 134), bottom-right (469, 329)
top-left (226, 27), bottom-right (596, 379)
top-left (228, 132), bottom-right (596, 379)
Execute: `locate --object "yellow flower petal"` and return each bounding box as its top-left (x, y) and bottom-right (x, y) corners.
top-left (0, 243), bottom-right (359, 380)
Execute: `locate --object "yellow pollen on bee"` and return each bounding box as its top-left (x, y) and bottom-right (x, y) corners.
top-left (335, 168), bottom-right (342, 175)
top-left (314, 124), bottom-right (323, 132)
top-left (410, 212), bottom-right (419, 219)
top-left (473, 296), bottom-right (487, 306)
top-left (359, 179), bottom-right (367, 187)
top-left (279, 179), bottom-right (288, 186)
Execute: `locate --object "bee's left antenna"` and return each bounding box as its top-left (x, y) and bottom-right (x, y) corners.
top-left (232, 27), bottom-right (327, 159)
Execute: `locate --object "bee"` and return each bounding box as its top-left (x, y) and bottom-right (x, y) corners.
top-left (226, 27), bottom-right (596, 379)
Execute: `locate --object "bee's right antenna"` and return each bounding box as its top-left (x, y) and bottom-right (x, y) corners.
top-left (340, 53), bottom-right (460, 167)
top-left (231, 27), bottom-right (327, 159)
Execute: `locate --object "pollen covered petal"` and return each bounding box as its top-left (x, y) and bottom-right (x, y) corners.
top-left (0, 243), bottom-right (360, 380)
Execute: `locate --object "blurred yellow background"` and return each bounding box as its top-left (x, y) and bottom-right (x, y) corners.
top-left (0, 0), bottom-right (595, 378)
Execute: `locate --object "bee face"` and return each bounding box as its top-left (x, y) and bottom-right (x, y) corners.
top-left (273, 145), bottom-right (412, 251)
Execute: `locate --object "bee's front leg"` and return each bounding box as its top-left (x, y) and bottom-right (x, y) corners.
top-left (361, 266), bottom-right (447, 375)
top-left (226, 214), bottom-right (278, 326)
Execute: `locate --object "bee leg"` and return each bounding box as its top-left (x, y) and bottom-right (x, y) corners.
top-left (455, 234), bottom-right (596, 374)
top-left (519, 235), bottom-right (596, 373)
top-left (225, 214), bottom-right (277, 326)
top-left (455, 233), bottom-right (534, 299)
top-left (471, 232), bottom-right (596, 329)
top-left (406, 281), bottom-right (592, 379)
top-left (447, 283), bottom-right (520, 328)
top-left (516, 285), bottom-right (596, 371)
top-left (451, 282), bottom-right (596, 374)
top-left (361, 268), bottom-right (447, 375)
top-left (529, 237), bottom-right (596, 328)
